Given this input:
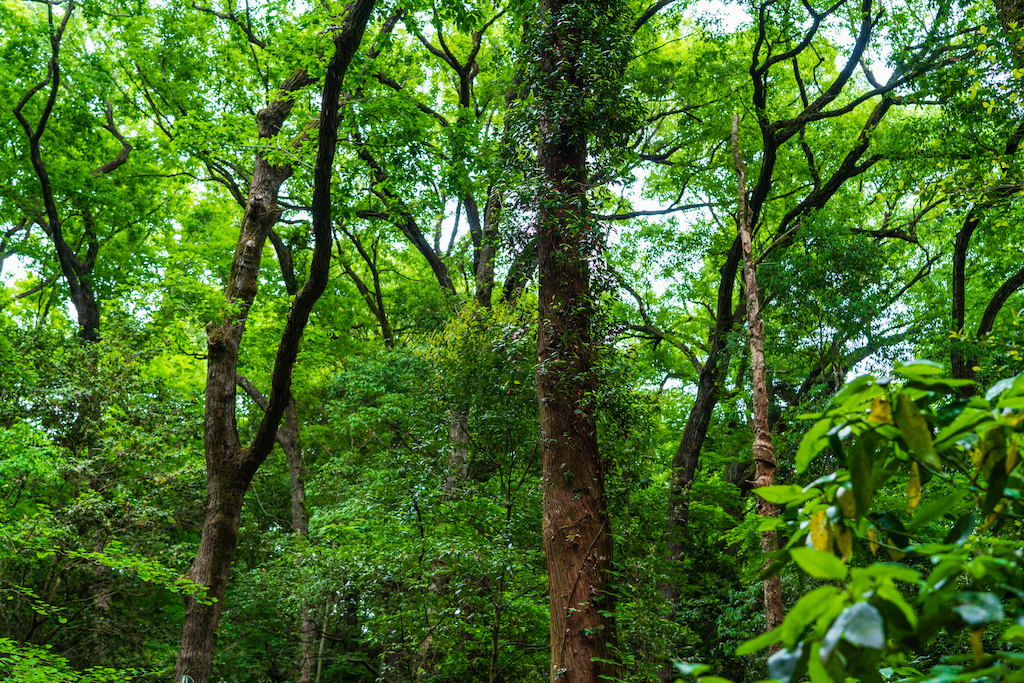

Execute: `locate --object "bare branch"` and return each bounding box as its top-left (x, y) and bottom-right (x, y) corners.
top-left (92, 102), bottom-right (133, 176)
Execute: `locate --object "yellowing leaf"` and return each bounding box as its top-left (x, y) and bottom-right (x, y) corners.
top-left (907, 462), bottom-right (921, 509)
top-left (810, 510), bottom-right (832, 552)
top-left (869, 396), bottom-right (891, 423)
top-left (971, 628), bottom-right (985, 665)
top-left (834, 524), bottom-right (853, 562)
top-left (895, 393), bottom-right (941, 470)
top-left (868, 526), bottom-right (880, 556)
top-left (835, 486), bottom-right (856, 519)
top-left (972, 443), bottom-right (986, 469)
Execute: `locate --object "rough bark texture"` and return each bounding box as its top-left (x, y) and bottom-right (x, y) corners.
top-left (534, 1), bottom-right (618, 679)
top-left (733, 115), bottom-right (784, 635)
top-left (172, 3), bottom-right (375, 680)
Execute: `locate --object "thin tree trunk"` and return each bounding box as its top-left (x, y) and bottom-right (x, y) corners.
top-left (733, 115), bottom-right (784, 635)
top-left (172, 4), bottom-right (375, 680)
top-left (315, 594), bottom-right (331, 683)
top-left (489, 573), bottom-right (505, 683)
top-left (12, 1), bottom-right (102, 342)
top-left (533, 1), bottom-right (619, 679)
top-left (236, 376), bottom-right (314, 681)
top-left (656, 244), bottom-right (741, 683)
top-left (446, 409), bottom-right (470, 495)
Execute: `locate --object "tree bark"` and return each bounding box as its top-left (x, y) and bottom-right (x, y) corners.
top-left (662, 239), bottom-right (742, 576)
top-left (733, 115), bottom-right (784, 635)
top-left (533, 1), bottom-right (619, 680)
top-left (172, 3), bottom-right (375, 680)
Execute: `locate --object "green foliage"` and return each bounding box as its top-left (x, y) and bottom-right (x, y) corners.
top-left (682, 365), bottom-right (1024, 683)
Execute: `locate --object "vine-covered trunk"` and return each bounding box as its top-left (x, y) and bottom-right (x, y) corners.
top-left (733, 115), bottom-right (784, 634)
top-left (533, 0), bottom-right (618, 679)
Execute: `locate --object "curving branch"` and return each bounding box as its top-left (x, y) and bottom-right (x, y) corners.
top-left (92, 102), bottom-right (132, 176)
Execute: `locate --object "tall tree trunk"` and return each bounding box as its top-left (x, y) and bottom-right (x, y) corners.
top-left (172, 3), bottom-right (375, 680)
top-left (733, 115), bottom-right (784, 634)
top-left (656, 243), bottom-right (741, 683)
top-left (533, 1), bottom-right (619, 680)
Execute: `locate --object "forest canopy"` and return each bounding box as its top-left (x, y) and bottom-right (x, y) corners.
top-left (0, 0), bottom-right (1023, 681)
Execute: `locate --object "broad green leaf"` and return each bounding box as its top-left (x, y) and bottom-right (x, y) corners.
top-left (852, 563), bottom-right (920, 584)
top-left (674, 662), bottom-right (710, 677)
top-left (735, 626), bottom-right (782, 655)
top-left (782, 586), bottom-right (841, 648)
top-left (850, 438), bottom-right (873, 521)
top-left (894, 393), bottom-right (941, 470)
top-left (791, 547), bottom-right (847, 580)
top-left (955, 592), bottom-right (1004, 626)
top-left (934, 408), bottom-right (993, 452)
top-left (907, 490), bottom-right (968, 529)
top-left (896, 360), bottom-right (945, 376)
top-left (986, 375), bottom-right (1018, 401)
top-left (755, 484), bottom-right (809, 504)
top-left (797, 418), bottom-right (835, 472)
top-left (821, 602), bottom-right (885, 661)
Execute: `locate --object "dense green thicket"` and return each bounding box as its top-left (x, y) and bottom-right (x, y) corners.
top-left (0, 0), bottom-right (1023, 680)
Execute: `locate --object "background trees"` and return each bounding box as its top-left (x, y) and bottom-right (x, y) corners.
top-left (1, 0), bottom-right (1022, 681)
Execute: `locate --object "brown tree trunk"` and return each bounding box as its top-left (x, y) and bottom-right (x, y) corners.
top-left (172, 3), bottom-right (375, 680)
top-left (656, 242), bottom-right (742, 683)
top-left (733, 115), bottom-right (784, 635)
top-left (662, 240), bottom-right (742, 574)
top-left (534, 1), bottom-right (618, 680)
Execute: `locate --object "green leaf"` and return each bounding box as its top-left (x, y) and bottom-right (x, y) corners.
top-left (985, 375), bottom-right (1018, 401)
top-left (907, 490), bottom-right (968, 529)
top-left (821, 602), bottom-right (885, 661)
top-left (851, 563), bottom-right (921, 584)
top-left (736, 626), bottom-right (783, 655)
top-left (894, 393), bottom-right (941, 470)
top-left (782, 586), bottom-right (841, 648)
top-left (673, 662), bottom-right (710, 677)
top-left (796, 418), bottom-right (835, 472)
top-left (944, 511), bottom-right (977, 546)
top-left (850, 438), bottom-right (874, 521)
top-left (934, 409), bottom-right (993, 452)
top-left (790, 547), bottom-right (847, 580)
top-left (754, 485), bottom-right (808, 504)
top-left (896, 359), bottom-right (945, 376)
top-left (955, 592), bottom-right (1004, 626)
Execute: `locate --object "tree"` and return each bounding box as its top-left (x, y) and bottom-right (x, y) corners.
top-left (529, 0), bottom-right (636, 679)
top-left (173, 1), bottom-right (376, 679)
